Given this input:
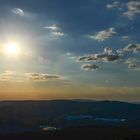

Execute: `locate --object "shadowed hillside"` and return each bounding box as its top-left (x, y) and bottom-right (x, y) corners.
top-left (0, 100), bottom-right (140, 128)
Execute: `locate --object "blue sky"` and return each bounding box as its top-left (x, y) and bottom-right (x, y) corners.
top-left (0, 0), bottom-right (140, 101)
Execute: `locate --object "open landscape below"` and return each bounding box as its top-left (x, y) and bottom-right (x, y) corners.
top-left (0, 100), bottom-right (140, 139)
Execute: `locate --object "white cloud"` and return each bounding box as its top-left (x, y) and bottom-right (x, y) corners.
top-left (104, 47), bottom-right (113, 54)
top-left (106, 1), bottom-right (124, 10)
top-left (52, 31), bottom-right (64, 36)
top-left (11, 8), bottom-right (24, 16)
top-left (44, 24), bottom-right (65, 38)
top-left (89, 27), bottom-right (117, 42)
top-left (66, 52), bottom-right (71, 56)
top-left (44, 24), bottom-right (59, 30)
top-left (123, 1), bottom-right (140, 19)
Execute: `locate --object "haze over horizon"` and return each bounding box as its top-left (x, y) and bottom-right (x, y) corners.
top-left (0, 0), bottom-right (140, 101)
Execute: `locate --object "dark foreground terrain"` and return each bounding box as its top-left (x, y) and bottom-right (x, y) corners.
top-left (0, 100), bottom-right (140, 139)
top-left (0, 126), bottom-right (140, 140)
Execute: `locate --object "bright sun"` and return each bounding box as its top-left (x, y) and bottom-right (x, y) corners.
top-left (4, 42), bottom-right (20, 56)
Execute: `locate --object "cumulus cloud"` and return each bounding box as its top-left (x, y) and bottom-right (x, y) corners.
top-left (77, 43), bottom-right (140, 71)
top-left (11, 8), bottom-right (24, 16)
top-left (123, 1), bottom-right (140, 19)
top-left (89, 27), bottom-right (117, 42)
top-left (25, 73), bottom-right (60, 82)
top-left (78, 47), bottom-right (120, 63)
top-left (104, 47), bottom-right (113, 54)
top-left (124, 43), bottom-right (140, 53)
top-left (44, 24), bottom-right (59, 30)
top-left (81, 64), bottom-right (100, 71)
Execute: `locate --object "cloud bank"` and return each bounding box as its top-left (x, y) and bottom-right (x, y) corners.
top-left (77, 43), bottom-right (140, 71)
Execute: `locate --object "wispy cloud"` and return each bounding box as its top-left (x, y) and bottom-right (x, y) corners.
top-left (43, 24), bottom-right (64, 38)
top-left (106, 1), bottom-right (124, 10)
top-left (0, 71), bottom-right (23, 82)
top-left (11, 8), bottom-right (24, 16)
top-left (121, 36), bottom-right (130, 42)
top-left (0, 71), bottom-right (63, 82)
top-left (44, 24), bottom-right (59, 30)
top-left (124, 58), bottom-right (139, 64)
top-left (123, 1), bottom-right (140, 20)
top-left (25, 73), bottom-right (61, 82)
top-left (89, 27), bottom-right (117, 42)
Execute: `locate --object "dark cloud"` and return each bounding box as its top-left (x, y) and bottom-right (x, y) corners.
top-left (77, 47), bottom-right (120, 63)
top-left (76, 45), bottom-right (140, 71)
top-left (103, 54), bottom-right (119, 62)
top-left (77, 43), bottom-right (140, 72)
top-left (81, 64), bottom-right (100, 71)
top-left (77, 55), bottom-right (98, 62)
top-left (94, 52), bottom-right (120, 62)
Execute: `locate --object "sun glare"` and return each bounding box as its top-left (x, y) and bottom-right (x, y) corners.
top-left (4, 42), bottom-right (20, 56)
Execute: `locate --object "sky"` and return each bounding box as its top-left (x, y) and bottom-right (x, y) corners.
top-left (0, 0), bottom-right (140, 101)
